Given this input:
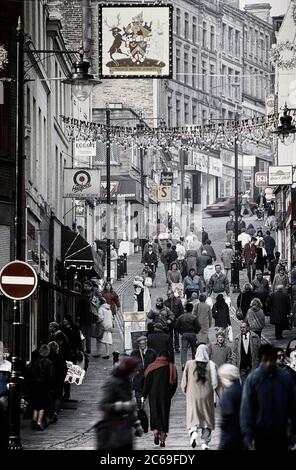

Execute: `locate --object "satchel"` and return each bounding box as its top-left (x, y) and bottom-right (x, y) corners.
top-left (236, 293), bottom-right (244, 321)
top-left (90, 321), bottom-right (104, 339)
top-left (95, 416), bottom-right (133, 450)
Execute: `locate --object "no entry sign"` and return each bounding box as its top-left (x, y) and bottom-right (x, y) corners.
top-left (0, 261), bottom-right (38, 300)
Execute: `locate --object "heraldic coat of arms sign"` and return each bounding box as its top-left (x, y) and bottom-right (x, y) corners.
top-left (99, 4), bottom-right (173, 78)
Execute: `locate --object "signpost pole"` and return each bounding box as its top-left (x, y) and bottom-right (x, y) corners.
top-left (106, 107), bottom-right (111, 282)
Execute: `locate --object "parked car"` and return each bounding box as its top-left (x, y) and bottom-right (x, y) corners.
top-left (205, 197), bottom-right (257, 217)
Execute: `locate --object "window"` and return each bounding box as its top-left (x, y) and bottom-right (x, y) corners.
top-left (234, 71), bottom-right (240, 99)
top-left (192, 16), bottom-right (197, 43)
top-left (184, 12), bottom-right (189, 38)
top-left (202, 21), bottom-right (207, 48)
top-left (244, 30), bottom-right (248, 54)
top-left (176, 99), bottom-right (181, 126)
top-left (26, 87), bottom-right (31, 125)
top-left (228, 110), bottom-right (234, 121)
top-left (222, 64), bottom-right (226, 93)
top-left (202, 110), bottom-right (207, 126)
top-left (254, 69), bottom-right (258, 97)
top-left (260, 34), bottom-right (264, 62)
top-left (176, 8), bottom-right (181, 36)
top-left (228, 27), bottom-right (233, 52)
top-left (184, 101), bottom-right (189, 124)
top-left (168, 96), bottom-right (172, 128)
top-left (202, 61), bottom-right (207, 92)
top-left (255, 30), bottom-right (259, 61)
top-left (228, 68), bottom-right (233, 97)
top-left (210, 26), bottom-right (215, 51)
top-left (210, 64), bottom-right (215, 91)
top-left (192, 102), bottom-right (197, 124)
top-left (249, 28), bottom-right (253, 55)
top-left (176, 48), bottom-right (181, 80)
top-left (222, 108), bottom-right (226, 121)
top-left (235, 31), bottom-right (240, 56)
top-left (192, 55), bottom-right (197, 88)
top-left (222, 23), bottom-right (226, 50)
top-left (184, 52), bottom-right (188, 84)
top-left (265, 35), bottom-right (270, 63)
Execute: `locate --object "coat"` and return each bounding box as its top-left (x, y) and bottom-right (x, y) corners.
top-left (175, 313), bottom-right (201, 335)
top-left (147, 331), bottom-right (170, 355)
top-left (143, 364), bottom-right (177, 432)
top-left (237, 291), bottom-right (254, 318)
top-left (61, 323), bottom-right (82, 360)
top-left (245, 306), bottom-right (265, 334)
top-left (243, 243), bottom-right (257, 263)
top-left (195, 302), bottom-right (212, 344)
top-left (181, 360), bottom-right (217, 430)
top-left (202, 245), bottom-right (216, 261)
top-left (147, 306), bottom-right (174, 332)
top-left (251, 278), bottom-right (269, 295)
top-left (98, 303), bottom-right (113, 345)
top-left (185, 250), bottom-right (198, 271)
top-left (143, 251), bottom-right (158, 268)
top-left (212, 302), bottom-right (231, 329)
top-left (263, 235), bottom-right (276, 256)
top-left (208, 273), bottom-right (230, 295)
top-left (164, 297), bottom-right (184, 321)
top-left (130, 348), bottom-right (157, 393)
top-left (219, 381), bottom-right (243, 450)
top-left (208, 343), bottom-right (232, 368)
top-left (232, 332), bottom-right (260, 370)
top-left (203, 265), bottom-right (216, 285)
top-left (272, 273), bottom-right (290, 293)
top-left (183, 274), bottom-right (204, 294)
top-left (167, 269), bottom-right (182, 284)
top-left (267, 291), bottom-right (290, 327)
top-left (221, 248), bottom-right (234, 270)
top-left (196, 255), bottom-right (212, 276)
top-left (102, 291), bottom-right (120, 316)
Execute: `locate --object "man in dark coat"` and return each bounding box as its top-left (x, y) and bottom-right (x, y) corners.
top-left (147, 298), bottom-right (174, 334)
top-left (196, 251), bottom-right (212, 277)
top-left (147, 324), bottom-right (170, 357)
top-left (202, 240), bottom-right (216, 262)
top-left (240, 344), bottom-right (296, 450)
top-left (142, 351), bottom-right (177, 447)
top-left (165, 245), bottom-right (178, 268)
top-left (201, 227), bottom-right (208, 245)
top-left (130, 336), bottom-right (157, 408)
top-left (267, 286), bottom-right (291, 340)
top-left (164, 290), bottom-right (184, 354)
top-left (236, 284), bottom-right (254, 319)
top-left (263, 230), bottom-right (276, 264)
top-left (142, 246), bottom-right (158, 269)
top-left (175, 303), bottom-right (201, 370)
top-left (76, 281), bottom-right (94, 354)
top-left (160, 243), bottom-right (172, 278)
top-left (270, 251), bottom-right (280, 283)
top-left (251, 273), bottom-right (270, 313)
top-left (233, 322), bottom-right (261, 384)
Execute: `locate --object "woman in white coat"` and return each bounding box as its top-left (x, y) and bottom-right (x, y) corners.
top-left (96, 297), bottom-right (113, 359)
top-left (181, 344), bottom-right (218, 450)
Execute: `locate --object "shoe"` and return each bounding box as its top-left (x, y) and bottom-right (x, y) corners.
top-left (154, 434), bottom-right (159, 445)
top-left (190, 431), bottom-right (197, 448)
top-left (102, 355), bottom-right (110, 359)
top-left (37, 424), bottom-right (44, 431)
top-left (160, 442), bottom-right (165, 447)
top-left (31, 420), bottom-right (37, 430)
top-left (201, 443), bottom-right (209, 450)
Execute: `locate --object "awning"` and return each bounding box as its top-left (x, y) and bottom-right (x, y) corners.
top-left (61, 226), bottom-right (104, 277)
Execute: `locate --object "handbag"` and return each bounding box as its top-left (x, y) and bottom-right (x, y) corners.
top-left (90, 321), bottom-right (104, 339)
top-left (95, 416), bottom-right (133, 450)
top-left (137, 404), bottom-right (148, 433)
top-left (236, 293), bottom-right (244, 321)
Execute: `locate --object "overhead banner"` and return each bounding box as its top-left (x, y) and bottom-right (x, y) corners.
top-left (268, 166), bottom-right (293, 186)
top-left (98, 4), bottom-right (173, 78)
top-left (64, 169), bottom-right (101, 198)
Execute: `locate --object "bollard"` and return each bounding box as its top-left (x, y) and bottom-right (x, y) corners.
top-left (117, 258), bottom-right (122, 281)
top-left (123, 253), bottom-right (127, 276)
top-left (120, 255), bottom-right (125, 279)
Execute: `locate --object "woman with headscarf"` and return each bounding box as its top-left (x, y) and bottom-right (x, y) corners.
top-left (102, 281), bottom-right (121, 317)
top-left (218, 364), bottom-right (243, 450)
top-left (245, 298), bottom-right (265, 338)
top-left (97, 356), bottom-right (143, 450)
top-left (181, 344), bottom-right (218, 450)
top-left (142, 351), bottom-right (177, 447)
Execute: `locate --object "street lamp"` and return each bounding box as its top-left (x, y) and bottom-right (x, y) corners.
top-left (9, 18), bottom-right (100, 451)
top-left (273, 103), bottom-right (296, 145)
top-left (136, 120), bottom-right (146, 252)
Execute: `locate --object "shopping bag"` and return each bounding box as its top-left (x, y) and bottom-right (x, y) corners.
top-left (226, 325), bottom-right (233, 342)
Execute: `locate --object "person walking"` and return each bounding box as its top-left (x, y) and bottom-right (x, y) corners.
top-left (164, 290), bottom-right (184, 354)
top-left (183, 268), bottom-right (204, 299)
top-left (267, 286), bottom-right (291, 340)
top-left (201, 227), bottom-right (208, 245)
top-left (97, 356), bottom-right (143, 451)
top-left (160, 242), bottom-right (172, 279)
top-left (291, 260), bottom-right (296, 304)
top-left (202, 240), bottom-right (216, 262)
top-left (212, 294), bottom-right (231, 332)
top-left (270, 251), bottom-right (281, 283)
top-left (272, 266), bottom-right (290, 293)
top-left (196, 251), bottom-right (212, 278)
top-left (175, 303), bottom-right (201, 370)
top-left (102, 281), bottom-right (121, 317)
top-left (225, 215), bottom-right (235, 244)
top-left (240, 344), bottom-right (296, 450)
top-left (263, 230), bottom-right (276, 265)
top-left (240, 192), bottom-right (252, 217)
top-left (147, 324), bottom-right (170, 357)
top-left (246, 224), bottom-right (256, 237)
top-left (221, 242), bottom-right (234, 279)
top-left (142, 351), bottom-right (177, 447)
top-left (195, 294), bottom-right (212, 345)
top-left (245, 298), bottom-right (265, 338)
top-left (185, 244), bottom-right (199, 272)
top-left (232, 322), bottom-right (260, 384)
top-left (76, 281), bottom-right (95, 355)
top-left (47, 341), bottom-right (67, 423)
top-left (148, 297), bottom-right (174, 334)
top-left (181, 344), bottom-right (218, 450)
top-left (243, 238), bottom-right (257, 283)
top-left (142, 237), bottom-right (159, 260)
top-left (203, 258), bottom-right (216, 287)
top-left (93, 297), bottom-right (113, 359)
top-left (251, 273), bottom-right (270, 313)
top-left (238, 228), bottom-right (251, 249)
top-left (218, 364), bottom-right (243, 450)
top-left (130, 336), bottom-right (156, 409)
top-left (255, 240), bottom-right (267, 274)
top-left (238, 215), bottom-right (246, 234)
top-left (208, 331), bottom-right (232, 369)
top-left (236, 284), bottom-right (254, 320)
top-left (167, 261), bottom-right (182, 287)
top-left (208, 265), bottom-right (230, 301)
top-left (61, 314), bottom-right (82, 363)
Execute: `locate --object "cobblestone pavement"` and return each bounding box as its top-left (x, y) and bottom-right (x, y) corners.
top-left (21, 214), bottom-right (296, 450)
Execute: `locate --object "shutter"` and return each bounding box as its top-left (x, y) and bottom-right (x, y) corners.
top-left (0, 225), bottom-right (10, 269)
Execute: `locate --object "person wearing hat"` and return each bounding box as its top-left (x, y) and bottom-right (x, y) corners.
top-left (208, 331), bottom-right (232, 369)
top-left (26, 344), bottom-right (55, 431)
top-left (130, 337), bottom-right (157, 408)
top-left (147, 324), bottom-right (170, 359)
top-left (218, 364), bottom-right (243, 450)
top-left (147, 297), bottom-right (174, 334)
top-left (98, 356), bottom-right (143, 450)
top-left (221, 243), bottom-right (234, 279)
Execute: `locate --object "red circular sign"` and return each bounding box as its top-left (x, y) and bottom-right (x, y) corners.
top-left (0, 261), bottom-right (38, 300)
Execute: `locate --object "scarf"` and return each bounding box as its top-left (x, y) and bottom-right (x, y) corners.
top-left (144, 356), bottom-right (177, 385)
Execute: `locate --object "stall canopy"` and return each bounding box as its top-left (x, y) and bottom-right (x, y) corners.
top-left (61, 226), bottom-right (104, 277)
